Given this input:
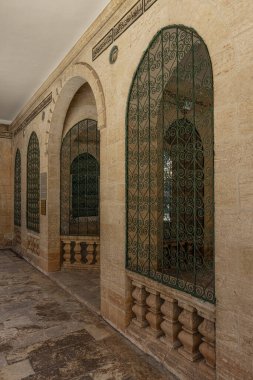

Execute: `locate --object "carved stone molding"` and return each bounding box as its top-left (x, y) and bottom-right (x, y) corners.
top-left (14, 93), bottom-right (52, 136)
top-left (92, 0), bottom-right (158, 60)
top-left (92, 30), bottom-right (113, 61)
top-left (113, 1), bottom-right (143, 41)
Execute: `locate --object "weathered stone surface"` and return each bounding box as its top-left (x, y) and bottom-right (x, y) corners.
top-left (0, 359), bottom-right (34, 380)
top-left (0, 250), bottom-right (174, 379)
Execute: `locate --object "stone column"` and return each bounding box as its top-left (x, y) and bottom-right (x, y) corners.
top-left (131, 281), bottom-right (148, 328)
top-left (198, 313), bottom-right (216, 369)
top-left (160, 295), bottom-right (182, 348)
top-left (145, 288), bottom-right (163, 338)
top-left (178, 302), bottom-right (202, 361)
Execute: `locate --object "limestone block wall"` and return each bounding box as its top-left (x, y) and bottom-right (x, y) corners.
top-left (63, 82), bottom-right (98, 138)
top-left (8, 0), bottom-right (253, 379)
top-left (0, 126), bottom-right (12, 247)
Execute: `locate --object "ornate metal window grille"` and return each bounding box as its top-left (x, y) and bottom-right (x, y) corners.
top-left (126, 25), bottom-right (214, 303)
top-left (61, 119), bottom-right (100, 236)
top-left (27, 132), bottom-right (40, 232)
top-left (14, 149), bottom-right (21, 226)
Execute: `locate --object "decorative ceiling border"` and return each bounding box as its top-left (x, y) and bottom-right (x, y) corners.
top-left (92, 0), bottom-right (158, 61)
top-left (14, 93), bottom-right (52, 137)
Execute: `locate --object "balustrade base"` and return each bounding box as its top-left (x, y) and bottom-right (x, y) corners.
top-left (160, 335), bottom-right (181, 349)
top-left (178, 346), bottom-right (202, 362)
top-left (132, 318), bottom-right (148, 328)
top-left (62, 262), bottom-right (100, 270)
top-left (145, 326), bottom-right (163, 339)
top-left (199, 360), bottom-right (216, 379)
top-left (127, 322), bottom-right (215, 380)
top-left (127, 271), bottom-right (216, 380)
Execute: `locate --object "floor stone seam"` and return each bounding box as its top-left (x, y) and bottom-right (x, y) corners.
top-left (10, 249), bottom-right (101, 317)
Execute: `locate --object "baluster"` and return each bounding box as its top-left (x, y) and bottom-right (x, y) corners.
top-left (132, 281), bottom-right (148, 328)
top-left (95, 243), bottom-right (100, 264)
top-left (86, 242), bottom-right (94, 264)
top-left (81, 242), bottom-right (88, 263)
top-left (178, 302), bottom-right (202, 361)
top-left (35, 240), bottom-right (38, 255)
top-left (198, 314), bottom-right (216, 369)
top-left (160, 295), bottom-right (181, 348)
top-left (63, 240), bottom-right (71, 264)
top-left (74, 241), bottom-right (82, 264)
top-left (145, 288), bottom-right (163, 338)
top-left (92, 242), bottom-right (97, 264)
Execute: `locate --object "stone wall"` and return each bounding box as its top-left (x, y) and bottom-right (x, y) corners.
top-left (0, 125), bottom-right (12, 247)
top-left (63, 82), bottom-right (97, 138)
top-left (7, 0), bottom-right (253, 378)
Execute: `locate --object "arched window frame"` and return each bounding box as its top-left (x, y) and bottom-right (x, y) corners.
top-left (60, 119), bottom-right (100, 236)
top-left (27, 132), bottom-right (40, 232)
top-left (14, 149), bottom-right (21, 227)
top-left (70, 152), bottom-right (99, 218)
top-left (126, 25), bottom-right (214, 303)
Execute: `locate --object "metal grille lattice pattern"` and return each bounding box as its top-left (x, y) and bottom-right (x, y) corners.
top-left (61, 119), bottom-right (100, 236)
top-left (14, 149), bottom-right (21, 226)
top-left (126, 26), bottom-right (214, 303)
top-left (27, 132), bottom-right (40, 232)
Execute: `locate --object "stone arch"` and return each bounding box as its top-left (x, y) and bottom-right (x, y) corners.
top-left (47, 63), bottom-right (106, 270)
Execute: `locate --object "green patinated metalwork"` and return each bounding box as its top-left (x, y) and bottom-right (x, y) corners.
top-left (27, 132), bottom-right (40, 232)
top-left (14, 149), bottom-right (21, 227)
top-left (60, 119), bottom-right (100, 236)
top-left (126, 25), bottom-right (215, 303)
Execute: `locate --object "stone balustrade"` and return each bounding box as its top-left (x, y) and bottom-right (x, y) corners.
top-left (61, 236), bottom-right (100, 270)
top-left (27, 233), bottom-right (40, 256)
top-left (127, 271), bottom-right (216, 379)
top-left (14, 226), bottom-right (21, 245)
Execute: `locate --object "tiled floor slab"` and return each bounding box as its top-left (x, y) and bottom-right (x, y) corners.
top-left (0, 250), bottom-right (177, 380)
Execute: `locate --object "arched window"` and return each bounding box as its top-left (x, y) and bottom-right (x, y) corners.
top-left (126, 26), bottom-right (214, 303)
top-left (71, 153), bottom-right (99, 218)
top-left (61, 119), bottom-right (100, 236)
top-left (27, 132), bottom-right (40, 232)
top-left (14, 149), bottom-right (21, 226)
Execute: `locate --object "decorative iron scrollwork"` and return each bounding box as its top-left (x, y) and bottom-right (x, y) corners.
top-left (14, 149), bottom-right (21, 227)
top-left (126, 26), bottom-right (214, 303)
top-left (27, 132), bottom-right (40, 232)
top-left (60, 119), bottom-right (100, 236)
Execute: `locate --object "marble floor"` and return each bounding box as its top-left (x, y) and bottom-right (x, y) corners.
top-left (0, 250), bottom-right (177, 380)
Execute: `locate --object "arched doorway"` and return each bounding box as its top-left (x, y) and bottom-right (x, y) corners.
top-left (47, 64), bottom-right (105, 312)
top-left (47, 63), bottom-right (105, 269)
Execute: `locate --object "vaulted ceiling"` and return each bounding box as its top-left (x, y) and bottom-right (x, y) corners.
top-left (0, 0), bottom-right (110, 124)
